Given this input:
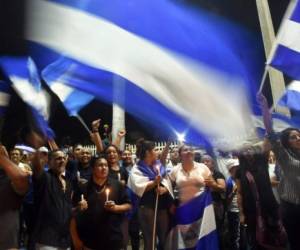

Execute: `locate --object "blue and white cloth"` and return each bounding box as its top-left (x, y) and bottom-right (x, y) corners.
top-left (25, 0), bottom-right (261, 150)
top-left (268, 0), bottom-right (300, 80)
top-left (167, 190), bottom-right (219, 250)
top-left (0, 81), bottom-right (11, 116)
top-left (42, 57), bottom-right (94, 116)
top-left (127, 160), bottom-right (173, 198)
top-left (0, 57), bottom-right (54, 139)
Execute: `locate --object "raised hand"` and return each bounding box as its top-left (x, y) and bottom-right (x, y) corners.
top-left (91, 119), bottom-right (101, 132)
top-left (118, 129), bottom-right (126, 137)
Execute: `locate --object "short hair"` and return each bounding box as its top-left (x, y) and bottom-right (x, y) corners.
top-left (90, 155), bottom-right (107, 168)
top-left (48, 149), bottom-right (65, 161)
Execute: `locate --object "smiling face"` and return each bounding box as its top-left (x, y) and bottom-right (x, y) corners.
top-left (79, 148), bottom-right (92, 165)
top-left (92, 158), bottom-right (109, 180)
top-left (122, 150), bottom-right (132, 165)
top-left (10, 149), bottom-right (22, 165)
top-left (106, 146), bottom-right (119, 165)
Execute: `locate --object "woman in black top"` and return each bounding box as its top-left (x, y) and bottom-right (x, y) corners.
top-left (105, 145), bottom-right (128, 185)
top-left (236, 150), bottom-right (282, 250)
top-left (71, 156), bottom-right (131, 250)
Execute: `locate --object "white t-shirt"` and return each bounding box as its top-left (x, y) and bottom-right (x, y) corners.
top-left (169, 161), bottom-right (211, 205)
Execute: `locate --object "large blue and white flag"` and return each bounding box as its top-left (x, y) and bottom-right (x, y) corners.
top-left (0, 81), bottom-right (11, 116)
top-left (268, 0), bottom-right (300, 80)
top-left (26, 0), bottom-right (261, 149)
top-left (42, 57), bottom-right (94, 116)
top-left (166, 190), bottom-right (218, 250)
top-left (0, 57), bottom-right (54, 139)
top-left (277, 80), bottom-right (300, 111)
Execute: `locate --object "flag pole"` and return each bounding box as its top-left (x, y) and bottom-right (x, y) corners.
top-left (152, 165), bottom-right (161, 250)
top-left (76, 115), bottom-right (91, 134)
top-left (255, 0), bottom-right (289, 116)
top-left (152, 185), bottom-right (159, 250)
top-left (258, 65), bottom-right (269, 93)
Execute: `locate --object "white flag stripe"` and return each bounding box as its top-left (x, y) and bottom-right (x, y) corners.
top-left (287, 80), bottom-right (300, 92)
top-left (11, 76), bottom-right (50, 120)
top-left (278, 20), bottom-right (300, 53)
top-left (0, 92), bottom-right (10, 106)
top-left (198, 204), bottom-right (216, 239)
top-left (27, 0), bottom-right (256, 149)
top-left (50, 81), bottom-right (74, 102)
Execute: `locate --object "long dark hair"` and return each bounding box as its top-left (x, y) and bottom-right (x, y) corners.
top-left (280, 127), bottom-right (300, 157)
top-left (238, 151), bottom-right (278, 220)
top-left (136, 138), bottom-right (155, 160)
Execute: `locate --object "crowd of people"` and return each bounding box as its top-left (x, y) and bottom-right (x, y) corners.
top-left (0, 94), bottom-right (300, 250)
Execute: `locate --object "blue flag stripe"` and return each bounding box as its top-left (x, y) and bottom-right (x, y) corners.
top-left (291, 0), bottom-right (300, 22)
top-left (175, 190), bottom-right (212, 225)
top-left (42, 57), bottom-right (94, 116)
top-left (195, 230), bottom-right (219, 250)
top-left (27, 0), bottom-right (261, 149)
top-left (271, 45), bottom-right (300, 80)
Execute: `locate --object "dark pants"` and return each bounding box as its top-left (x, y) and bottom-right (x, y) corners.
top-left (138, 207), bottom-right (169, 250)
top-left (129, 212), bottom-right (140, 250)
top-left (227, 211), bottom-right (240, 250)
top-left (281, 200), bottom-right (300, 250)
top-left (23, 202), bottom-right (36, 250)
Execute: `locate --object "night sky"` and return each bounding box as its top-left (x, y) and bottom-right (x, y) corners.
top-left (0, 0), bottom-right (291, 148)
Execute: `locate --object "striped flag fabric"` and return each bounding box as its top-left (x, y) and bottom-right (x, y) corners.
top-left (42, 57), bottom-right (94, 116)
top-left (278, 80), bottom-right (300, 111)
top-left (25, 0), bottom-right (261, 150)
top-left (166, 190), bottom-right (219, 250)
top-left (0, 81), bottom-right (11, 116)
top-left (0, 57), bottom-right (54, 139)
top-left (268, 0), bottom-right (300, 80)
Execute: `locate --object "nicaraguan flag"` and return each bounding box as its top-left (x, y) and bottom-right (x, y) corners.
top-left (26, 0), bottom-right (260, 150)
top-left (0, 57), bottom-right (54, 139)
top-left (127, 160), bottom-right (173, 198)
top-left (268, 0), bottom-right (300, 80)
top-left (253, 112), bottom-right (300, 137)
top-left (278, 80), bottom-right (300, 111)
top-left (42, 57), bottom-right (94, 116)
top-left (0, 81), bottom-right (11, 116)
top-left (166, 190), bottom-right (218, 250)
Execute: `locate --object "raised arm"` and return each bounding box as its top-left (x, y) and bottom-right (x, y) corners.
top-left (257, 92), bottom-right (273, 133)
top-left (0, 145), bottom-right (29, 194)
top-left (160, 141), bottom-right (171, 166)
top-left (90, 119), bottom-right (104, 153)
top-left (113, 129), bottom-right (126, 150)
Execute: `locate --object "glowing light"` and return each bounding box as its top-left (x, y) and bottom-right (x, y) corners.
top-left (175, 132), bottom-right (186, 143)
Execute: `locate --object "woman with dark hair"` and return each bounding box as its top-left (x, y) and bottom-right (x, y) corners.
top-left (105, 145), bottom-right (128, 185)
top-left (258, 93), bottom-right (300, 250)
top-left (235, 149), bottom-right (282, 250)
top-left (105, 145), bottom-right (130, 249)
top-left (128, 139), bottom-right (173, 250)
top-left (71, 156), bottom-right (132, 250)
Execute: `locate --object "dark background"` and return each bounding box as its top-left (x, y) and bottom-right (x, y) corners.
top-left (0, 0), bottom-right (290, 148)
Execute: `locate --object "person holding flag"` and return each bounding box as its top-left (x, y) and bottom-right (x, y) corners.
top-left (167, 144), bottom-right (219, 250)
top-left (127, 139), bottom-right (173, 250)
